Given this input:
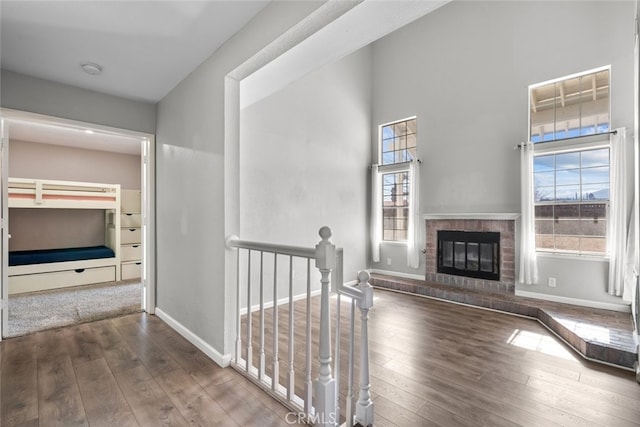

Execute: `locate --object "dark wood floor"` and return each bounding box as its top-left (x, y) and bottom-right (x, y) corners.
top-left (0, 312), bottom-right (297, 427)
top-left (2, 288), bottom-right (640, 426)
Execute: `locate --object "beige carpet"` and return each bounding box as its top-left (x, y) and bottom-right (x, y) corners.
top-left (7, 281), bottom-right (142, 337)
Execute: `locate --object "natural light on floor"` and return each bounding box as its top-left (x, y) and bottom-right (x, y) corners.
top-left (507, 329), bottom-right (578, 361)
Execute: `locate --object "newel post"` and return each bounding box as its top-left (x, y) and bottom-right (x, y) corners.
top-left (314, 226), bottom-right (337, 426)
top-left (355, 271), bottom-right (374, 427)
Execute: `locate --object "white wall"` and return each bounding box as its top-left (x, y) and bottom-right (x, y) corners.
top-left (240, 47), bottom-right (372, 290)
top-left (155, 1), bottom-right (324, 359)
top-left (370, 1), bottom-right (635, 307)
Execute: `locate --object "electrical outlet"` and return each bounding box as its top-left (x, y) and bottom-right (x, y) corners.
top-left (548, 277), bottom-right (557, 287)
top-left (386, 258), bottom-right (392, 266)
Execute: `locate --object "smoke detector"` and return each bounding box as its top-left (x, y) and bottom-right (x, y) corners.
top-left (81, 62), bottom-right (103, 76)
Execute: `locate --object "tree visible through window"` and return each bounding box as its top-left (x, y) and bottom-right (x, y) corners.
top-left (379, 118), bottom-right (416, 242)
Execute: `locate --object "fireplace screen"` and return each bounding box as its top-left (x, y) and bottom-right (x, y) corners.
top-left (437, 230), bottom-right (500, 281)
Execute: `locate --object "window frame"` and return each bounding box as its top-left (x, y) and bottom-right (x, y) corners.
top-left (528, 65), bottom-right (610, 144)
top-left (528, 66), bottom-right (612, 258)
top-left (377, 116), bottom-right (417, 243)
top-left (532, 137), bottom-right (611, 258)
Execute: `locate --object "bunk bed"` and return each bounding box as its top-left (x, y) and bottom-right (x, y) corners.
top-left (8, 178), bottom-right (121, 294)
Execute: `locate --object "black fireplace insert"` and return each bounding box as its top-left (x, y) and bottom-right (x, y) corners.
top-left (437, 230), bottom-right (500, 281)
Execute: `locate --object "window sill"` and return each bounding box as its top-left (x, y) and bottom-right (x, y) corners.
top-left (381, 240), bottom-right (407, 246)
top-left (536, 251), bottom-right (609, 263)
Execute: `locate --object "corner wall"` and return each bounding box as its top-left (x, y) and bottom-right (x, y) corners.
top-left (370, 1), bottom-right (634, 308)
top-left (240, 47), bottom-right (372, 285)
top-left (154, 1), bottom-right (325, 361)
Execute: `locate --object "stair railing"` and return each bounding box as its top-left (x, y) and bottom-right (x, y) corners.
top-left (226, 226), bottom-right (374, 426)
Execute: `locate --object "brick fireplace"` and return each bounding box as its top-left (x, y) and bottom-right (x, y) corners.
top-left (424, 214), bottom-right (519, 293)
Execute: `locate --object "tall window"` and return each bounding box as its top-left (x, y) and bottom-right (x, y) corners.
top-left (379, 117), bottom-right (416, 242)
top-left (529, 67), bottom-right (611, 255)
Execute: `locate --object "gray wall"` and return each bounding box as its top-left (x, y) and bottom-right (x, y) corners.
top-left (155, 1), bottom-right (323, 356)
top-left (8, 140), bottom-right (141, 251)
top-left (370, 1), bottom-right (635, 306)
top-left (240, 47), bottom-right (372, 288)
top-left (1, 70), bottom-right (156, 134)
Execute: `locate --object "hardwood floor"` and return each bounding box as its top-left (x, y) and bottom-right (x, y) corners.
top-left (2, 288), bottom-right (639, 426)
top-left (1, 313), bottom-right (295, 427)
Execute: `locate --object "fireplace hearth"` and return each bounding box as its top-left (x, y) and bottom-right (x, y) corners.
top-left (437, 230), bottom-right (500, 281)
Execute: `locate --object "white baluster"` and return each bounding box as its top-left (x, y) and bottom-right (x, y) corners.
top-left (355, 271), bottom-right (374, 427)
top-left (246, 250), bottom-right (252, 373)
top-left (345, 299), bottom-right (355, 427)
top-left (287, 255), bottom-right (295, 401)
top-left (259, 251), bottom-right (265, 381)
top-left (235, 246), bottom-right (241, 365)
top-left (272, 255), bottom-right (279, 392)
top-left (314, 226), bottom-right (337, 426)
top-left (305, 258), bottom-right (313, 417)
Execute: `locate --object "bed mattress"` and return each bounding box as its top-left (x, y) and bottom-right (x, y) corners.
top-left (9, 245), bottom-right (115, 266)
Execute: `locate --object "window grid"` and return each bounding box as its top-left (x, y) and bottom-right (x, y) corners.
top-left (533, 148), bottom-right (610, 255)
top-left (381, 118), bottom-right (417, 166)
top-left (529, 68), bottom-right (610, 143)
top-left (382, 172), bottom-right (409, 241)
top-left (378, 117), bottom-right (416, 242)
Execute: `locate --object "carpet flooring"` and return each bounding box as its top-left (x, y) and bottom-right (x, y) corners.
top-left (7, 281), bottom-right (142, 337)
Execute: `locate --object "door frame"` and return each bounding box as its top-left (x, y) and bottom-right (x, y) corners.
top-left (0, 109), bottom-right (156, 339)
top-left (1, 117), bottom-right (8, 339)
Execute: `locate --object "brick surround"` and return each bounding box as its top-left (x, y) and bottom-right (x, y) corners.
top-left (425, 218), bottom-right (516, 293)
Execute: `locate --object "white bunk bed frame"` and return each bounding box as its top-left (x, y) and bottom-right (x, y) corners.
top-left (7, 177), bottom-right (121, 294)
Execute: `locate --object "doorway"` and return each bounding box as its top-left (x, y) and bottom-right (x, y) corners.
top-left (0, 109), bottom-right (155, 339)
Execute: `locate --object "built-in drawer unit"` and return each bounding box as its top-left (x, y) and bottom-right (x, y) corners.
top-left (120, 189), bottom-right (142, 281)
top-left (121, 244), bottom-right (142, 262)
top-left (121, 261), bottom-right (142, 281)
top-left (121, 228), bottom-right (142, 244)
top-left (121, 190), bottom-right (141, 213)
top-left (121, 213), bottom-right (142, 228)
top-left (8, 266), bottom-right (116, 295)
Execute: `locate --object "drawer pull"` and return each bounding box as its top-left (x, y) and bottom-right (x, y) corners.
top-left (132, 245), bottom-right (140, 248)
top-left (129, 228), bottom-right (136, 232)
top-left (74, 269), bottom-right (85, 273)
top-left (135, 262), bottom-right (142, 265)
top-left (126, 213), bottom-right (133, 216)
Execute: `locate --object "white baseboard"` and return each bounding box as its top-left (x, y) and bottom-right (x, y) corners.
top-left (370, 269), bottom-right (424, 281)
top-left (155, 307), bottom-right (232, 368)
top-left (515, 290), bottom-right (631, 313)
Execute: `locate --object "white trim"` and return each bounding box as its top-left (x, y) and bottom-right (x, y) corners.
top-left (370, 268), bottom-right (424, 281)
top-left (528, 64), bottom-right (611, 90)
top-left (155, 307), bottom-right (232, 368)
top-left (536, 251), bottom-right (609, 263)
top-left (0, 108), bottom-right (155, 324)
top-left (515, 289), bottom-right (631, 313)
top-left (532, 136), bottom-right (610, 155)
top-left (422, 213), bottom-right (520, 220)
top-left (240, 288), bottom-right (322, 316)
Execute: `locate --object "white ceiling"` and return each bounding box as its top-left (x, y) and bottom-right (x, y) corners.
top-left (0, 0), bottom-right (269, 154)
top-left (0, 0), bottom-right (270, 103)
top-left (0, 0), bottom-right (449, 155)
